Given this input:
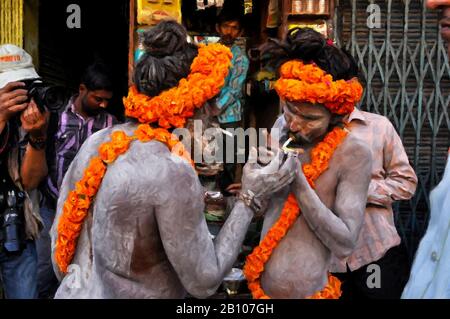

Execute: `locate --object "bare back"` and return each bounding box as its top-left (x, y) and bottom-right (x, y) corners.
top-left (51, 122), bottom-right (255, 298)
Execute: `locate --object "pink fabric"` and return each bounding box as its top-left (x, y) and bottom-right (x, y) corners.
top-left (330, 108), bottom-right (418, 272)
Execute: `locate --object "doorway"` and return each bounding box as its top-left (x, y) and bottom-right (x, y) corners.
top-left (38, 0), bottom-right (130, 119)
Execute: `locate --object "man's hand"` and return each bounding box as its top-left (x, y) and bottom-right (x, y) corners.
top-left (20, 99), bottom-right (49, 138)
top-left (240, 147), bottom-right (297, 214)
top-left (0, 81), bottom-right (29, 123)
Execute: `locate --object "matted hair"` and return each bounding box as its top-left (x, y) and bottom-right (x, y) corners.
top-left (260, 27), bottom-right (359, 81)
top-left (133, 20), bottom-right (198, 97)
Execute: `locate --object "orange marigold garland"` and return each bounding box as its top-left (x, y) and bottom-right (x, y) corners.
top-left (55, 43), bottom-right (232, 274)
top-left (243, 126), bottom-right (348, 299)
top-left (274, 60), bottom-right (364, 115)
top-left (55, 125), bottom-right (194, 273)
top-left (123, 43), bottom-right (232, 128)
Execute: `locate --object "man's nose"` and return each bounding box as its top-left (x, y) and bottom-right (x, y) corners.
top-left (99, 101), bottom-right (108, 108)
top-left (289, 119), bottom-right (302, 132)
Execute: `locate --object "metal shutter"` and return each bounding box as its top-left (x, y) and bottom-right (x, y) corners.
top-left (334, 0), bottom-right (450, 259)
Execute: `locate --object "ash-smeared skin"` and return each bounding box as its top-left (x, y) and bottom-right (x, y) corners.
top-left (50, 122), bottom-right (295, 299)
top-left (259, 122), bottom-right (372, 298)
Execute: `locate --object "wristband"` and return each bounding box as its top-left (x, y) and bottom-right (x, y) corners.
top-left (28, 136), bottom-right (47, 150)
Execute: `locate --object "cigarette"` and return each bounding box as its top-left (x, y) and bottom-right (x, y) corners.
top-left (220, 128), bottom-right (234, 137)
top-left (282, 137), bottom-right (294, 153)
top-left (282, 137), bottom-right (304, 155)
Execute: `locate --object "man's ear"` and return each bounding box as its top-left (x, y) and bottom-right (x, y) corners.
top-left (215, 23), bottom-right (221, 34)
top-left (79, 84), bottom-right (87, 95)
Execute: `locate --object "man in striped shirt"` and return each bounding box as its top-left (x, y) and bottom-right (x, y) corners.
top-left (37, 62), bottom-right (118, 298)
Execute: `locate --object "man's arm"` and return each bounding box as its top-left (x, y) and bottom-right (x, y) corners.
top-left (291, 141), bottom-right (372, 258)
top-left (367, 121), bottom-right (418, 207)
top-left (210, 51), bottom-right (249, 115)
top-left (0, 121), bottom-right (8, 155)
top-left (0, 120), bottom-right (5, 137)
top-left (156, 148), bottom-right (296, 298)
top-left (20, 100), bottom-right (49, 190)
top-left (155, 179), bottom-right (254, 298)
top-left (0, 81), bottom-right (29, 152)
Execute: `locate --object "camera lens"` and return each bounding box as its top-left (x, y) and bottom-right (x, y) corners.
top-left (42, 86), bottom-right (67, 111)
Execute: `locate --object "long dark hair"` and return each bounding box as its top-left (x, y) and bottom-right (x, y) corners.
top-left (133, 20), bottom-right (198, 97)
top-left (260, 27), bottom-right (359, 81)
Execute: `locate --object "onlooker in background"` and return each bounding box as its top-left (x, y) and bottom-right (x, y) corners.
top-left (402, 148), bottom-right (450, 298)
top-left (426, 1), bottom-right (450, 55)
top-left (329, 56), bottom-right (418, 298)
top-left (401, 0), bottom-right (450, 298)
top-left (205, 6), bottom-right (250, 191)
top-left (0, 44), bottom-right (49, 299)
top-left (37, 62), bottom-right (118, 298)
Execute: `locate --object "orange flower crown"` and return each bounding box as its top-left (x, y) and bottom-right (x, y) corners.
top-left (274, 60), bottom-right (364, 115)
top-left (123, 43), bottom-right (233, 129)
top-left (55, 43), bottom-right (232, 274)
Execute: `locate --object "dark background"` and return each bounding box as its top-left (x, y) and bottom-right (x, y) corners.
top-left (38, 0), bottom-right (130, 120)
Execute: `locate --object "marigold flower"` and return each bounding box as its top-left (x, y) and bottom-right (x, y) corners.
top-left (99, 143), bottom-right (118, 163)
top-left (275, 60), bottom-right (363, 115)
top-left (55, 43), bottom-right (231, 275)
top-left (134, 126), bottom-right (152, 142)
top-left (123, 44), bottom-right (232, 127)
top-left (244, 127), bottom-right (348, 299)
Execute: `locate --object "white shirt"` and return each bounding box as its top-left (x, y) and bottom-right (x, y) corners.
top-left (402, 157), bottom-right (450, 298)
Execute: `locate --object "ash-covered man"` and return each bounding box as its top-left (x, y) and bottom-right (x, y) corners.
top-left (50, 20), bottom-right (296, 299)
top-left (269, 32), bottom-right (417, 299)
top-left (243, 28), bottom-right (372, 299)
top-left (0, 44), bottom-right (49, 298)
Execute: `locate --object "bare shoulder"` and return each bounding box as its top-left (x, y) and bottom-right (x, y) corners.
top-left (334, 132), bottom-right (372, 169)
top-left (106, 137), bottom-right (200, 203)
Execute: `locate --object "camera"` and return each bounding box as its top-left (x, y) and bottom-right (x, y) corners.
top-left (22, 78), bottom-right (69, 113)
top-left (0, 188), bottom-right (25, 253)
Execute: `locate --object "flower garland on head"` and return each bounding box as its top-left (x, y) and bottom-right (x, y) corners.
top-left (123, 43), bottom-right (233, 128)
top-left (274, 60), bottom-right (364, 115)
top-left (244, 59), bottom-right (364, 299)
top-left (55, 43), bottom-right (232, 274)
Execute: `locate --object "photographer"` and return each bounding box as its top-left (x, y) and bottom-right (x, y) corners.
top-left (0, 44), bottom-right (49, 299)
